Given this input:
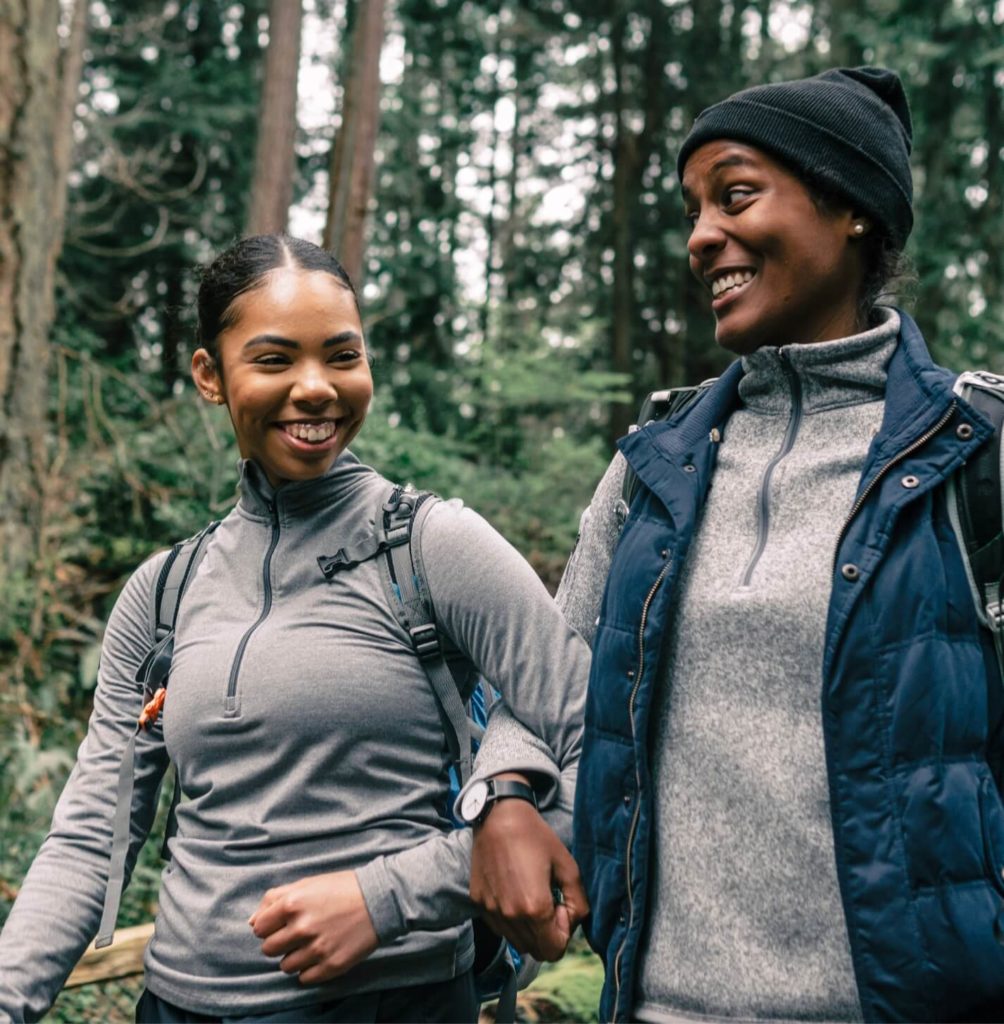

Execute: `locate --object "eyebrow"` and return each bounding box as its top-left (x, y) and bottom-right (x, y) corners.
top-left (681, 153), bottom-right (759, 201)
top-left (242, 331), bottom-right (362, 351)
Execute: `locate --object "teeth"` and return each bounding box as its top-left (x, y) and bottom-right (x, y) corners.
top-left (711, 270), bottom-right (754, 298)
top-left (283, 421), bottom-right (336, 443)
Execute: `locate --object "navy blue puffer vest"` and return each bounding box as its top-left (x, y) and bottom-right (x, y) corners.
top-left (575, 311), bottom-right (1004, 1022)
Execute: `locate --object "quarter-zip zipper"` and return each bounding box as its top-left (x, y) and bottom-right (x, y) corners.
top-left (225, 503), bottom-right (280, 715)
top-left (831, 401), bottom-right (957, 572)
top-left (739, 352), bottom-right (803, 587)
top-left (612, 558), bottom-right (671, 1018)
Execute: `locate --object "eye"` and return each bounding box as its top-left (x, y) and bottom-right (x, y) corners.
top-left (722, 185), bottom-right (754, 209)
top-left (329, 348), bottom-right (363, 364)
top-left (253, 353), bottom-right (291, 367)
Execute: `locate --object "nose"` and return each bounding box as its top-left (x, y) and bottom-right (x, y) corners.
top-left (291, 360), bottom-right (337, 407)
top-left (687, 207), bottom-right (727, 267)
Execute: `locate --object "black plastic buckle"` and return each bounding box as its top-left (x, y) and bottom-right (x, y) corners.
top-left (409, 623), bottom-right (441, 661)
top-left (318, 549), bottom-right (349, 579)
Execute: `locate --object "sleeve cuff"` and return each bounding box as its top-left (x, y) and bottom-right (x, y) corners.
top-left (454, 703), bottom-right (562, 818)
top-left (354, 856), bottom-right (407, 944)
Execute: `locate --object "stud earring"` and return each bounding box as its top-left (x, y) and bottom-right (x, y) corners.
top-left (852, 222), bottom-right (867, 236)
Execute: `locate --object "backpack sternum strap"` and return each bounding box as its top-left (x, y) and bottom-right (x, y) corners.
top-left (316, 486), bottom-right (415, 579)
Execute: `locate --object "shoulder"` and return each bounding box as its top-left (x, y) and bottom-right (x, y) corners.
top-left (417, 496), bottom-right (545, 595)
top-left (418, 496), bottom-right (509, 559)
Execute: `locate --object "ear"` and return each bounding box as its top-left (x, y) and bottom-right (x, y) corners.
top-left (191, 348), bottom-right (225, 405)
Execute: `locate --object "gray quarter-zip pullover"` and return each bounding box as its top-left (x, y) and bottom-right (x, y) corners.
top-left (0, 455), bottom-right (588, 1021)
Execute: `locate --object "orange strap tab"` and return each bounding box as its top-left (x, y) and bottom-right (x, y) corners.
top-left (138, 687), bottom-right (166, 730)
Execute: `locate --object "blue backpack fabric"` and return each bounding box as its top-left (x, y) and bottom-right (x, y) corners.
top-left (576, 312), bottom-right (1004, 1022)
top-left (99, 483), bottom-right (520, 1017)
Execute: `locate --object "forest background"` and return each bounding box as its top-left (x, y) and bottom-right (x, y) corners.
top-left (0, 0), bottom-right (1002, 1020)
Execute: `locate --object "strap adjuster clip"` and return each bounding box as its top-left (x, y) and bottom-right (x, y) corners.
top-left (409, 623), bottom-right (441, 661)
top-left (987, 600), bottom-right (1004, 634)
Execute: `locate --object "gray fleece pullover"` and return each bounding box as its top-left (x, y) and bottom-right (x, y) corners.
top-left (0, 455), bottom-right (588, 1021)
top-left (486, 310), bottom-right (901, 1022)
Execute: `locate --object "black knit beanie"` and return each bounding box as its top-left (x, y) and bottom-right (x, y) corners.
top-left (676, 66), bottom-right (914, 248)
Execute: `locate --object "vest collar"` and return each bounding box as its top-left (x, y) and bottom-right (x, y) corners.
top-left (618, 309), bottom-right (970, 517)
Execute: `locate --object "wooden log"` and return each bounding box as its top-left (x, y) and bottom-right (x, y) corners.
top-left (63, 922), bottom-right (154, 988)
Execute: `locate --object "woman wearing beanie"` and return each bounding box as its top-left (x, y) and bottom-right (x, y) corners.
top-left (472, 67), bottom-right (1004, 1021)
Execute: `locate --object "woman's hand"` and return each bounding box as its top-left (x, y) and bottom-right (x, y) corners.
top-left (249, 870), bottom-right (378, 985)
top-left (470, 789), bottom-right (589, 962)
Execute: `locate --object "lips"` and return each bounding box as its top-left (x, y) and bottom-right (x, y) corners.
top-left (710, 269), bottom-right (754, 298)
top-left (280, 420), bottom-right (337, 444)
top-left (275, 419), bottom-right (342, 452)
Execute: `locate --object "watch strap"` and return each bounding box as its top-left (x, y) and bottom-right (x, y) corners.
top-left (484, 777), bottom-right (538, 815)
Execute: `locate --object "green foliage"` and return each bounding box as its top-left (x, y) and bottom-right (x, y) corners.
top-left (524, 938), bottom-right (605, 1023)
top-left (1, 2), bottom-right (1002, 1019)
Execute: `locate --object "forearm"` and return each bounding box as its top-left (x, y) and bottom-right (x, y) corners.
top-left (466, 701), bottom-right (574, 848)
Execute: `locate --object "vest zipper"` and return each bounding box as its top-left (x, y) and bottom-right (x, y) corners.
top-left (225, 503), bottom-right (280, 715)
top-left (739, 351), bottom-right (803, 587)
top-left (613, 558), bottom-right (671, 1018)
top-left (831, 401), bottom-right (957, 572)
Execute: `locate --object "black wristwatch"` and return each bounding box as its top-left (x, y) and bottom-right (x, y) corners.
top-left (459, 777), bottom-right (538, 826)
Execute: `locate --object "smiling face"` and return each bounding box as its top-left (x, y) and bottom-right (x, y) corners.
top-left (192, 266), bottom-right (372, 487)
top-left (681, 141), bottom-right (868, 355)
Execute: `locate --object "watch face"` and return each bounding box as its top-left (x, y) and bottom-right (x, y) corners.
top-left (460, 780), bottom-right (490, 823)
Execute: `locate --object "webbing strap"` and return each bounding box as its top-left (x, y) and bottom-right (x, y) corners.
top-left (96, 728), bottom-right (139, 948)
top-left (155, 523), bottom-right (220, 638)
top-left (948, 372), bottom-right (1004, 692)
top-left (160, 767), bottom-right (182, 859)
top-left (387, 538), bottom-right (472, 785)
top-left (494, 964), bottom-right (518, 1024)
top-left (99, 522), bottom-right (219, 948)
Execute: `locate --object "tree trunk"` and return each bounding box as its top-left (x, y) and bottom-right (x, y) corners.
top-left (826, 0), bottom-right (866, 67)
top-left (246, 0), bottom-right (303, 235)
top-left (323, 0), bottom-right (386, 287)
top-left (0, 0), bottom-right (86, 569)
top-left (608, 12), bottom-right (640, 446)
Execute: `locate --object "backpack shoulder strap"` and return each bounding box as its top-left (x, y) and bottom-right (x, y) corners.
top-left (96, 520), bottom-right (220, 950)
top-left (947, 371), bottom-right (1004, 675)
top-left (152, 521), bottom-right (221, 639)
top-left (137, 521), bottom-right (222, 698)
top-left (380, 488), bottom-right (474, 785)
top-left (618, 380), bottom-right (717, 524)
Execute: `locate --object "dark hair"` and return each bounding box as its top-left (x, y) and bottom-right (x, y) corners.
top-left (801, 174), bottom-right (914, 324)
top-left (196, 234), bottom-right (359, 362)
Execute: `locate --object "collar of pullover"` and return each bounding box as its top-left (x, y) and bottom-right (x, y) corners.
top-left (738, 306), bottom-right (901, 415)
top-left (237, 450), bottom-right (375, 519)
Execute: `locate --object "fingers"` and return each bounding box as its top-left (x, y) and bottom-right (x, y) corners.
top-left (482, 894), bottom-right (568, 962)
top-left (250, 897), bottom-right (291, 940)
top-left (551, 847), bottom-right (590, 930)
top-left (259, 924), bottom-right (306, 959)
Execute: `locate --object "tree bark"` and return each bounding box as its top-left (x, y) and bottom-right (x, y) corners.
top-left (0, 0), bottom-right (87, 569)
top-left (246, 0), bottom-right (303, 235)
top-left (323, 0), bottom-right (386, 287)
top-left (608, 11), bottom-right (639, 445)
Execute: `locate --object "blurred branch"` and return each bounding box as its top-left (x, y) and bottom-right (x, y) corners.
top-left (69, 205), bottom-right (170, 256)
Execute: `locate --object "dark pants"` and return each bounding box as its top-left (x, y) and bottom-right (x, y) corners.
top-left (135, 972), bottom-right (479, 1024)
